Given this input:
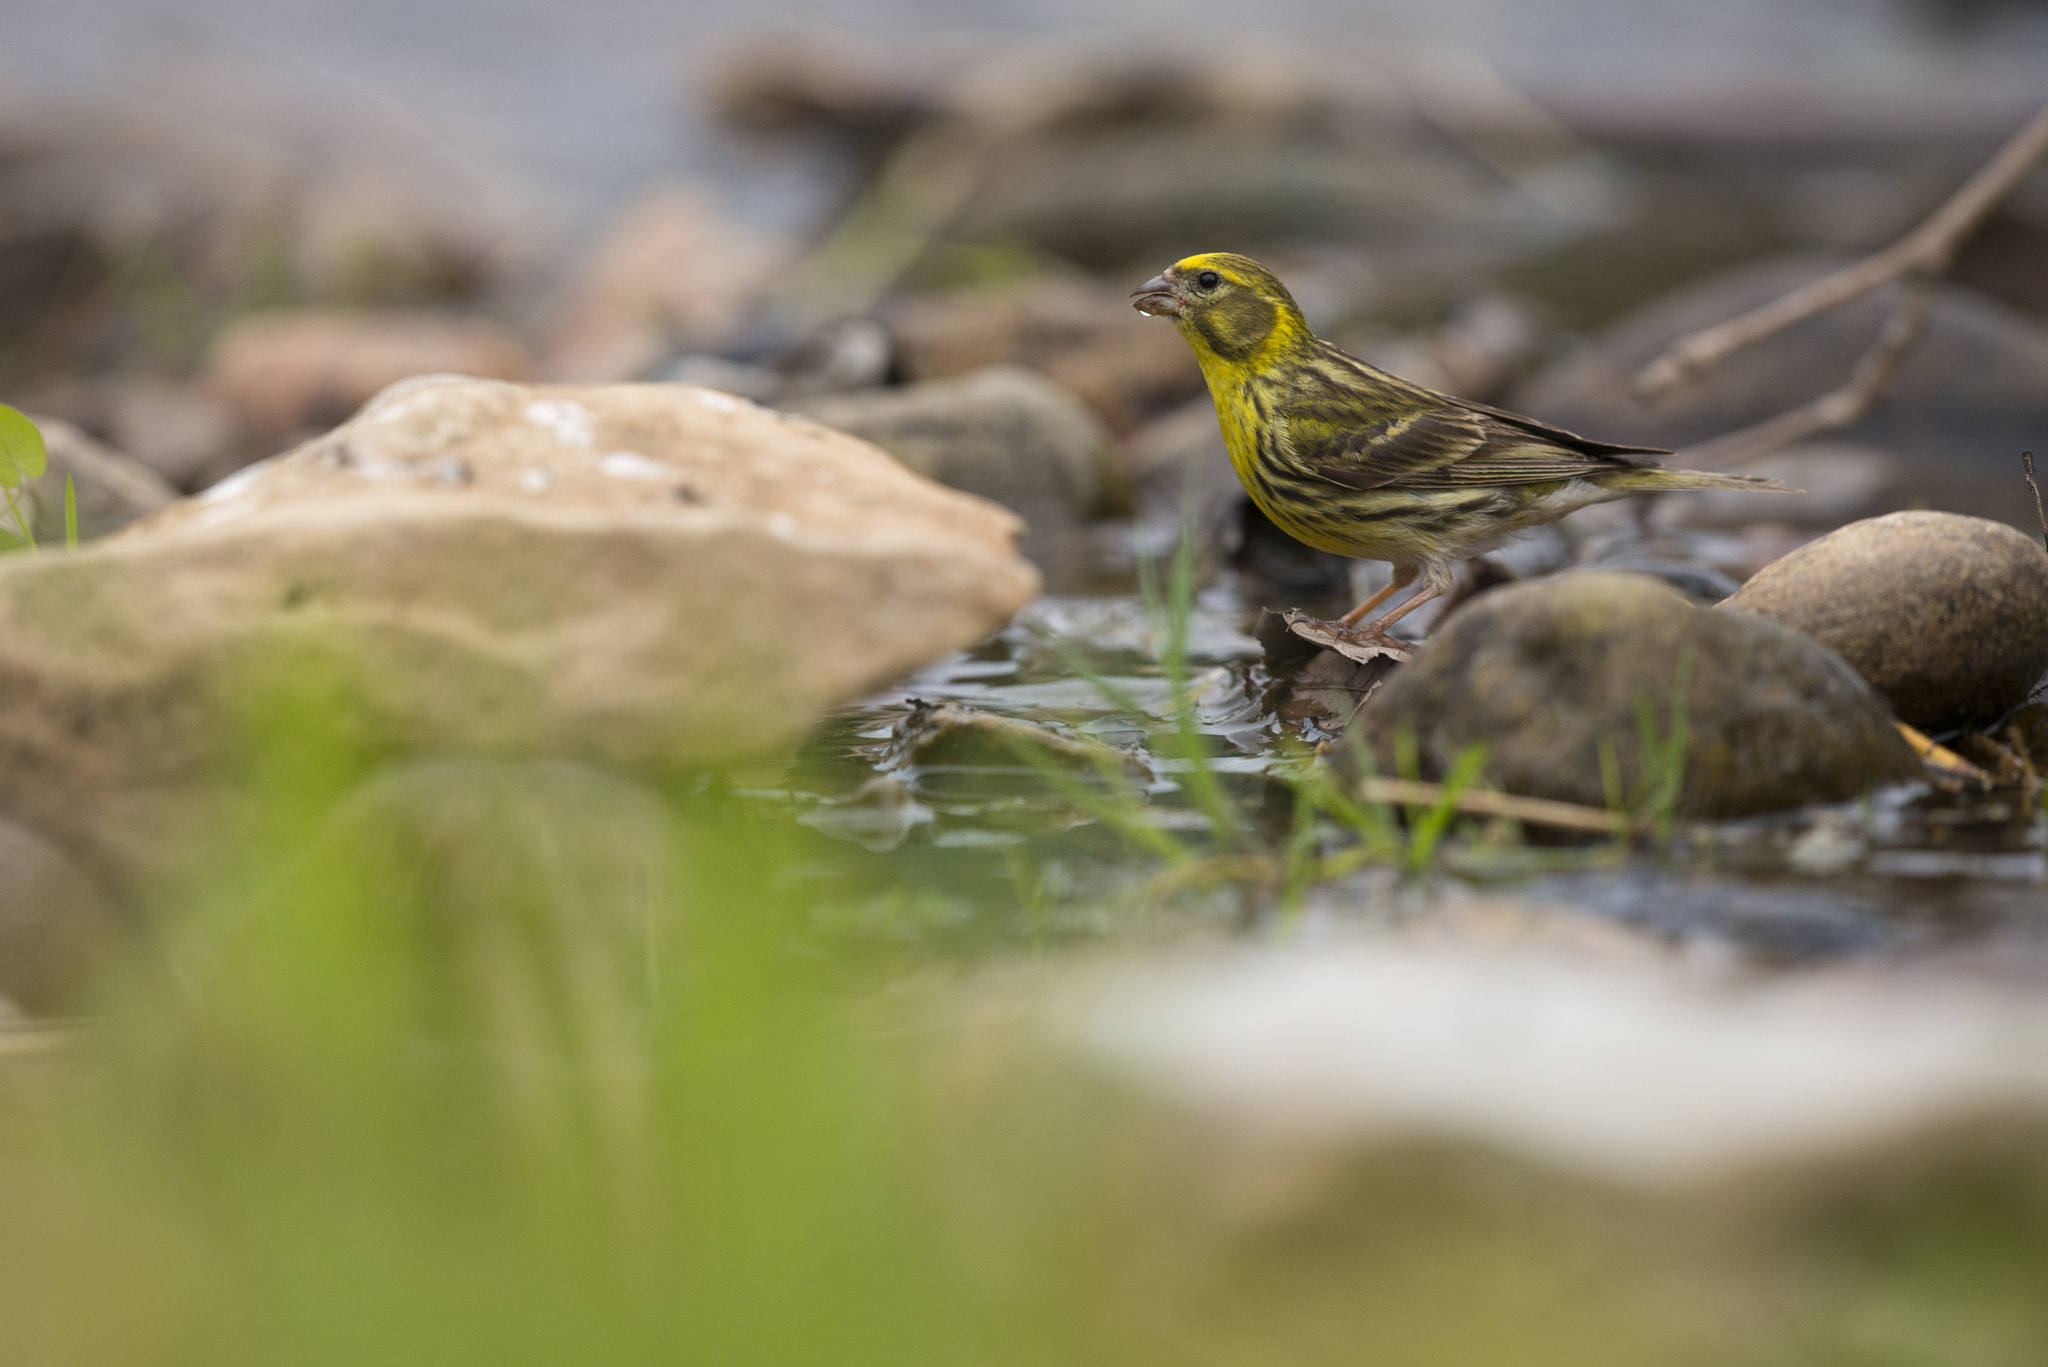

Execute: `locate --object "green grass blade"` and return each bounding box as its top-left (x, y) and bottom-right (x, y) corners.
top-left (1002, 733), bottom-right (1192, 867)
top-left (1404, 742), bottom-right (1487, 874)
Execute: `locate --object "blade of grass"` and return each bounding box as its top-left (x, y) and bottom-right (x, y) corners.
top-left (1403, 743), bottom-right (1488, 874)
top-left (1597, 735), bottom-right (1627, 842)
top-left (1276, 776), bottom-right (1323, 916)
top-left (1322, 727), bottom-right (1403, 855)
top-left (1135, 514), bottom-right (1244, 847)
top-left (1001, 734), bottom-right (1192, 866)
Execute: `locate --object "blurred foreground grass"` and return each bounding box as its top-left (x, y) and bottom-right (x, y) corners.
top-left (1, 653), bottom-right (2047, 1365)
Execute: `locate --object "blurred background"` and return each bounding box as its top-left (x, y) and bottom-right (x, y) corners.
top-left (5, 0), bottom-right (2048, 549)
top-left (6, 4), bottom-right (2048, 1366)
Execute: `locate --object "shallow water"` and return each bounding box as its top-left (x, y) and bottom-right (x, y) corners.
top-left (755, 578), bottom-right (2047, 966)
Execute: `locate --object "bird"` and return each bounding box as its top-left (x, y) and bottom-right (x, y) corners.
top-left (1130, 252), bottom-right (1790, 648)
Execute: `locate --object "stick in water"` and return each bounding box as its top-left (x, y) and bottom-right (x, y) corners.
top-left (2024, 451), bottom-right (2047, 553)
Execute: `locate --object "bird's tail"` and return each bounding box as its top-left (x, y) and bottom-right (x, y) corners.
top-left (1606, 466), bottom-right (1799, 494)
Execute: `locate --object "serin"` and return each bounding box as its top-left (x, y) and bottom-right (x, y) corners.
top-left (1131, 252), bottom-right (1787, 646)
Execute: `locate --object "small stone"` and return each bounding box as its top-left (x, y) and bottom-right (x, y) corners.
top-left (788, 366), bottom-right (1112, 588)
top-left (883, 278), bottom-right (1202, 435)
top-left (205, 308), bottom-right (533, 445)
top-left (1362, 571), bottom-right (1919, 818)
top-left (1720, 510), bottom-right (2048, 733)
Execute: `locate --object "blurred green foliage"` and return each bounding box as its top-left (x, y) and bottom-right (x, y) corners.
top-left (0, 403), bottom-right (48, 549)
top-left (0, 609), bottom-right (2045, 1367)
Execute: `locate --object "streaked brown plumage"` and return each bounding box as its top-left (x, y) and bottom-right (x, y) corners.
top-left (1131, 252), bottom-right (1789, 644)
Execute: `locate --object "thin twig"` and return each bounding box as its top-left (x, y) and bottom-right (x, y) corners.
top-left (1675, 273), bottom-right (1937, 467)
top-left (1894, 719), bottom-right (1991, 786)
top-left (2023, 451), bottom-right (2047, 553)
top-left (1637, 98), bottom-right (2048, 399)
top-left (1351, 775), bottom-right (1625, 835)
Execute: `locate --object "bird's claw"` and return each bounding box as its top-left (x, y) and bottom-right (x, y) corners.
top-left (1330, 626), bottom-right (1414, 659)
top-left (1276, 612), bottom-right (1414, 664)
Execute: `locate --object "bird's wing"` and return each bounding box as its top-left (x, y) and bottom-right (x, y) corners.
top-left (1457, 396), bottom-right (1670, 461)
top-left (1280, 351), bottom-right (1668, 492)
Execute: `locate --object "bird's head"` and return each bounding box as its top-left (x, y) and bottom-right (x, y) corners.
top-left (1129, 252), bottom-right (1306, 361)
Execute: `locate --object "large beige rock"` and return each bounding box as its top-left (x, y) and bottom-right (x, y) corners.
top-left (0, 376), bottom-right (1037, 885)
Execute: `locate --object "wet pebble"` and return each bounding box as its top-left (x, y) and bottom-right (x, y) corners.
top-left (1720, 511), bottom-right (2048, 733)
top-left (1361, 571), bottom-right (1920, 819)
top-left (883, 278), bottom-right (1201, 436)
top-left (789, 366), bottom-right (1113, 588)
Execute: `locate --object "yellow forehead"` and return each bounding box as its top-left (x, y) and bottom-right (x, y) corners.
top-left (1173, 254), bottom-right (1234, 277)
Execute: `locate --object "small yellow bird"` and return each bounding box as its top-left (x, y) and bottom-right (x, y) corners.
top-left (1131, 252), bottom-right (1788, 646)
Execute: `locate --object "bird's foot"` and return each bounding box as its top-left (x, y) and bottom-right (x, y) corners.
top-left (1274, 611), bottom-right (1414, 664)
top-left (1334, 624), bottom-right (1413, 652)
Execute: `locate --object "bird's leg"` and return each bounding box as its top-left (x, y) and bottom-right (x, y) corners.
top-left (1342, 584), bottom-right (1441, 648)
top-left (1337, 566), bottom-right (1418, 627)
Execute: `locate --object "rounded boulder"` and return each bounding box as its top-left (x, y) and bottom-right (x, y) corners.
top-left (1362, 572), bottom-right (1920, 819)
top-left (1720, 511), bottom-right (2048, 732)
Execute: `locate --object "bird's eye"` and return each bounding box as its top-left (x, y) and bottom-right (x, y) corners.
top-left (1195, 270), bottom-right (1222, 291)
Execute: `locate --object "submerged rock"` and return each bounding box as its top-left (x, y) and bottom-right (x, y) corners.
top-left (789, 366), bottom-right (1112, 587)
top-left (885, 699), bottom-right (1138, 774)
top-left (1721, 511), bottom-right (2048, 733)
top-left (1361, 572), bottom-right (1918, 818)
top-left (0, 376), bottom-right (1037, 888)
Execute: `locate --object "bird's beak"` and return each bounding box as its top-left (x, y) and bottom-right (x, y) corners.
top-left (1130, 274), bottom-right (1182, 318)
